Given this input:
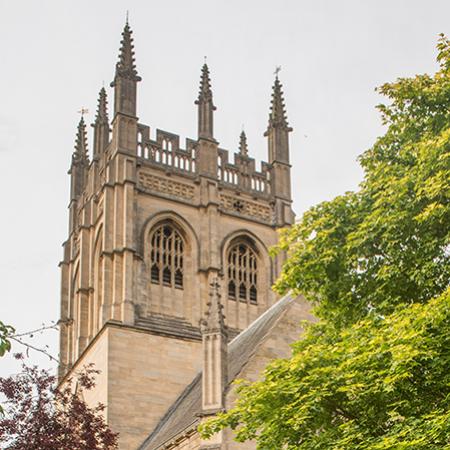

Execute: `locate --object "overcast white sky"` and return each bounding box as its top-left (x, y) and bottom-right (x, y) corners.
top-left (0, 0), bottom-right (449, 377)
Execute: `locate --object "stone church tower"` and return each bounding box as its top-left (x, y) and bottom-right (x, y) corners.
top-left (58, 20), bottom-right (295, 449)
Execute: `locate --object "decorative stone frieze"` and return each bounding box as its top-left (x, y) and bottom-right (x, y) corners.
top-left (138, 171), bottom-right (195, 201)
top-left (219, 193), bottom-right (272, 222)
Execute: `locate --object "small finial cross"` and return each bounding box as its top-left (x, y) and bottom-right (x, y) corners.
top-left (77, 108), bottom-right (89, 118)
top-left (204, 55), bottom-right (208, 64)
top-left (126, 10), bottom-right (129, 24)
top-left (274, 66), bottom-right (282, 78)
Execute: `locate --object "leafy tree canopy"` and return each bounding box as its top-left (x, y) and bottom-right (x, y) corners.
top-left (201, 289), bottom-right (450, 449)
top-left (0, 321), bottom-right (14, 358)
top-left (200, 36), bottom-right (450, 449)
top-left (0, 357), bottom-right (118, 450)
top-left (273, 34), bottom-right (450, 327)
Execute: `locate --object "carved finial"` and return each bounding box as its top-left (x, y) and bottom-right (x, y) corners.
top-left (195, 62), bottom-right (216, 139)
top-left (73, 116), bottom-right (89, 164)
top-left (111, 19), bottom-right (141, 84)
top-left (200, 278), bottom-right (226, 334)
top-left (92, 87), bottom-right (110, 156)
top-left (239, 130), bottom-right (248, 157)
top-left (94, 87), bottom-right (109, 125)
top-left (196, 62), bottom-right (215, 106)
top-left (266, 74), bottom-right (292, 132)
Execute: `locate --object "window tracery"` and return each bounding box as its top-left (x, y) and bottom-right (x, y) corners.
top-left (227, 242), bottom-right (258, 304)
top-left (150, 224), bottom-right (184, 289)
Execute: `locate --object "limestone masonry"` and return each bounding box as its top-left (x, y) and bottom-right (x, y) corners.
top-left (59, 19), bottom-right (313, 450)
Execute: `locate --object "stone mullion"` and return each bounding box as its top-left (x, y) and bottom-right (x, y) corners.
top-left (245, 247), bottom-right (249, 304)
top-left (171, 231), bottom-right (176, 287)
top-left (159, 230), bottom-right (164, 285)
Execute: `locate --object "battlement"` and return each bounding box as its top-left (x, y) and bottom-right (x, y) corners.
top-left (136, 124), bottom-right (272, 197)
top-left (217, 147), bottom-right (271, 196)
top-left (137, 125), bottom-right (197, 176)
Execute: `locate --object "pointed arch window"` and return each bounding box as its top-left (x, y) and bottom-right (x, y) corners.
top-left (227, 243), bottom-right (258, 304)
top-left (150, 224), bottom-right (184, 289)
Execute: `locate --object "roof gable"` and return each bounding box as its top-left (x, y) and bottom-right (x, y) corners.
top-left (139, 294), bottom-right (310, 450)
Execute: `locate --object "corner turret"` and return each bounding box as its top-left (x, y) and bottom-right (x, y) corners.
top-left (265, 73), bottom-right (294, 225)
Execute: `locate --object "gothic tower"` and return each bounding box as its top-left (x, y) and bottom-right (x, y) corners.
top-left (58, 21), bottom-right (294, 449)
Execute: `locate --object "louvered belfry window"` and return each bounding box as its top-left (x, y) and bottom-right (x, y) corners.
top-left (150, 224), bottom-right (184, 289)
top-left (227, 243), bottom-right (257, 304)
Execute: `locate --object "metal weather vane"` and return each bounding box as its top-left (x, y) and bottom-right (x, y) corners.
top-left (77, 108), bottom-right (89, 117)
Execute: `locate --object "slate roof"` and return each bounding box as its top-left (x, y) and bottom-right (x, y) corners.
top-left (139, 293), bottom-right (298, 450)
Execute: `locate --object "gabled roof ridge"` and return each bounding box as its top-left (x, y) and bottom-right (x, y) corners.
top-left (229, 292), bottom-right (294, 348)
top-left (139, 293), bottom-right (297, 450)
top-left (139, 374), bottom-right (201, 450)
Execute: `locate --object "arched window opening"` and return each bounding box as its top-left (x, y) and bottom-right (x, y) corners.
top-left (227, 242), bottom-right (258, 304)
top-left (150, 224), bottom-right (184, 289)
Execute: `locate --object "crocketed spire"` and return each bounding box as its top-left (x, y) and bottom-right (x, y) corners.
top-left (110, 20), bottom-right (141, 118)
top-left (112, 20), bottom-right (141, 83)
top-left (92, 88), bottom-right (110, 157)
top-left (266, 75), bottom-right (292, 132)
top-left (264, 72), bottom-right (293, 207)
top-left (195, 63), bottom-right (216, 140)
top-left (200, 278), bottom-right (226, 334)
top-left (200, 277), bottom-right (228, 413)
top-left (196, 63), bottom-right (215, 105)
top-left (69, 116), bottom-right (89, 201)
top-left (239, 130), bottom-right (249, 157)
top-left (72, 117), bottom-right (89, 164)
top-left (94, 87), bottom-right (109, 126)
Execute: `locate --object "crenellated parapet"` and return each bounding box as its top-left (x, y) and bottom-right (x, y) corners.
top-left (217, 147), bottom-right (271, 197)
top-left (137, 125), bottom-right (197, 176)
top-left (136, 124), bottom-right (272, 195)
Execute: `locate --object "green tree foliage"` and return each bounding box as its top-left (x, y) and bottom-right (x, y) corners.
top-left (274, 35), bottom-right (450, 327)
top-left (200, 36), bottom-right (450, 448)
top-left (0, 321), bottom-right (13, 357)
top-left (201, 289), bottom-right (450, 449)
